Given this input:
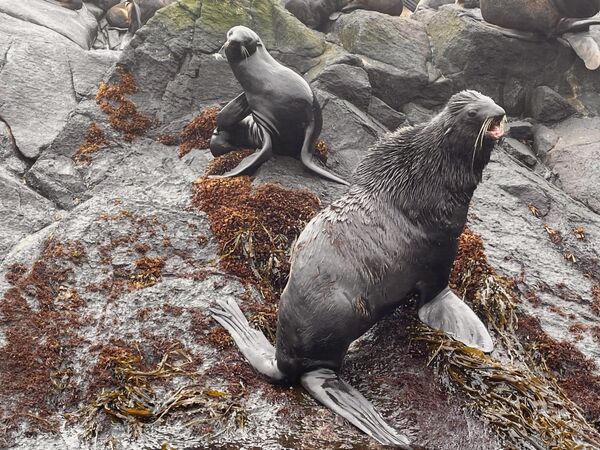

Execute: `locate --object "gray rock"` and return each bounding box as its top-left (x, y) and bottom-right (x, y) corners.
top-left (331, 11), bottom-right (431, 109)
top-left (0, 167), bottom-right (57, 261)
top-left (501, 137), bottom-right (538, 168)
top-left (403, 102), bottom-right (435, 125)
top-left (0, 120), bottom-right (29, 176)
top-left (532, 123), bottom-right (559, 159)
top-left (527, 86), bottom-right (577, 124)
top-left (424, 6), bottom-right (575, 115)
top-left (547, 117), bottom-right (600, 214)
top-left (0, 0), bottom-right (98, 49)
top-left (311, 63), bottom-right (372, 111)
top-left (0, 11), bottom-right (115, 160)
top-left (508, 120), bottom-right (534, 141)
top-left (26, 155), bottom-right (87, 209)
top-left (367, 96), bottom-right (407, 130)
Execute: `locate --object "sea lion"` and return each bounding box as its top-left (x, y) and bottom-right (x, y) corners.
top-left (43, 0), bottom-right (83, 9)
top-left (210, 26), bottom-right (348, 185)
top-left (414, 0), bottom-right (477, 12)
top-left (105, 0), bottom-right (175, 32)
top-left (210, 90), bottom-right (506, 446)
top-left (106, 2), bottom-right (131, 29)
top-left (283, 0), bottom-right (404, 30)
top-left (480, 0), bottom-right (600, 69)
top-left (84, 0), bottom-right (121, 12)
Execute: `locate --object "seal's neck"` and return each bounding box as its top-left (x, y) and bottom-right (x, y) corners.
top-left (229, 46), bottom-right (278, 92)
top-left (352, 118), bottom-right (494, 229)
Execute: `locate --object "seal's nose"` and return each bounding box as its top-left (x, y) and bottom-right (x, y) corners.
top-left (486, 103), bottom-right (506, 120)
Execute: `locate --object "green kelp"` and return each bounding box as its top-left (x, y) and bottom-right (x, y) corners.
top-left (415, 229), bottom-right (600, 449)
top-left (79, 347), bottom-right (246, 439)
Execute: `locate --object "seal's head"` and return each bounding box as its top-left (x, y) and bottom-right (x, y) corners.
top-left (440, 90), bottom-right (506, 173)
top-left (216, 26), bottom-right (263, 63)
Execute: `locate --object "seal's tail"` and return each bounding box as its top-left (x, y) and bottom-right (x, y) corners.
top-left (209, 297), bottom-right (286, 382)
top-left (301, 368), bottom-right (413, 448)
top-left (418, 287), bottom-right (494, 352)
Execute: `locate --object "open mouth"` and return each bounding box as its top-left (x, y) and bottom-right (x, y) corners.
top-left (485, 116), bottom-right (506, 140)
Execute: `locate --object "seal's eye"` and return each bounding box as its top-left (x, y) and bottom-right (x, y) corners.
top-left (467, 110), bottom-right (477, 118)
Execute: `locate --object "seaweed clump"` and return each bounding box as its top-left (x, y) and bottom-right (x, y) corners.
top-left (178, 107), bottom-right (219, 157)
top-left (80, 346), bottom-right (246, 438)
top-left (204, 149), bottom-right (254, 176)
top-left (0, 239), bottom-right (88, 443)
top-left (192, 176), bottom-right (319, 300)
top-left (192, 175), bottom-right (319, 337)
top-left (314, 139), bottom-right (329, 163)
top-left (74, 123), bottom-right (109, 163)
top-left (415, 228), bottom-right (600, 449)
top-left (96, 66), bottom-right (154, 141)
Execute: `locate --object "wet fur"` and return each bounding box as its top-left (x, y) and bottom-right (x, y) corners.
top-left (276, 90), bottom-right (502, 378)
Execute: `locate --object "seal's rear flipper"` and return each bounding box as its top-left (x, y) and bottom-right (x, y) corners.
top-left (300, 117), bottom-right (349, 186)
top-left (210, 297), bottom-right (285, 382)
top-left (562, 32), bottom-right (600, 71)
top-left (211, 131), bottom-right (273, 178)
top-left (301, 368), bottom-right (412, 448)
top-left (418, 287), bottom-right (494, 352)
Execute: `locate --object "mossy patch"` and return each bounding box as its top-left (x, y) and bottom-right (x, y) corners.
top-left (74, 123), bottom-right (109, 163)
top-left (96, 66), bottom-right (154, 142)
top-left (178, 107), bottom-right (219, 157)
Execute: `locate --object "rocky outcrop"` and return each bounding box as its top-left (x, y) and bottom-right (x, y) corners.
top-left (1, 1), bottom-right (600, 449)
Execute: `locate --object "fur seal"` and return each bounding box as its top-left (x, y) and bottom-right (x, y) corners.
top-left (210, 90), bottom-right (506, 446)
top-left (83, 0), bottom-right (121, 11)
top-left (480, 0), bottom-right (600, 69)
top-left (43, 0), bottom-right (83, 9)
top-left (210, 26), bottom-right (348, 185)
top-left (105, 0), bottom-right (175, 32)
top-left (283, 0), bottom-right (404, 30)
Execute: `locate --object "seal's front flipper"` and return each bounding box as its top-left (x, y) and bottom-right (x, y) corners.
top-left (213, 131), bottom-right (273, 178)
top-left (210, 297), bottom-right (285, 382)
top-left (562, 32), bottom-right (600, 70)
top-left (217, 92), bottom-right (251, 128)
top-left (557, 17), bottom-right (600, 35)
top-left (418, 287), bottom-right (494, 352)
top-left (300, 117), bottom-right (349, 186)
top-left (301, 369), bottom-right (412, 448)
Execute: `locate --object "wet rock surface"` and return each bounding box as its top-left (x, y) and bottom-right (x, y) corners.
top-left (1, 1), bottom-right (600, 449)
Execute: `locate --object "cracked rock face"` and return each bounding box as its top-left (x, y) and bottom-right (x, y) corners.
top-left (1, 1), bottom-right (600, 449)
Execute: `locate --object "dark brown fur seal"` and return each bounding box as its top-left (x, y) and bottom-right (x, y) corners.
top-left (480, 0), bottom-right (600, 69)
top-left (211, 90), bottom-right (506, 447)
top-left (284, 0), bottom-right (404, 29)
top-left (43, 0), bottom-right (83, 9)
top-left (210, 26), bottom-right (348, 185)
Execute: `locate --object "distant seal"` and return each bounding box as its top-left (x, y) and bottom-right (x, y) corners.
top-left (211, 90), bottom-right (506, 446)
top-left (283, 0), bottom-right (404, 30)
top-left (106, 2), bottom-right (131, 29)
top-left (43, 0), bottom-right (83, 9)
top-left (480, 0), bottom-right (600, 69)
top-left (106, 0), bottom-right (175, 32)
top-left (210, 26), bottom-right (348, 185)
top-left (86, 0), bottom-right (122, 12)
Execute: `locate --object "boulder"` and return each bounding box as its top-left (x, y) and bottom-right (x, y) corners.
top-left (527, 86), bottom-right (578, 124)
top-left (501, 137), bottom-right (538, 168)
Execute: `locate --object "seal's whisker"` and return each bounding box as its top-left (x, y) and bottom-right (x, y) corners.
top-left (214, 42), bottom-right (227, 61)
top-left (472, 118), bottom-right (491, 171)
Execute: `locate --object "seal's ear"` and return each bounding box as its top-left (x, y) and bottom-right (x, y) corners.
top-left (418, 287), bottom-right (494, 352)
